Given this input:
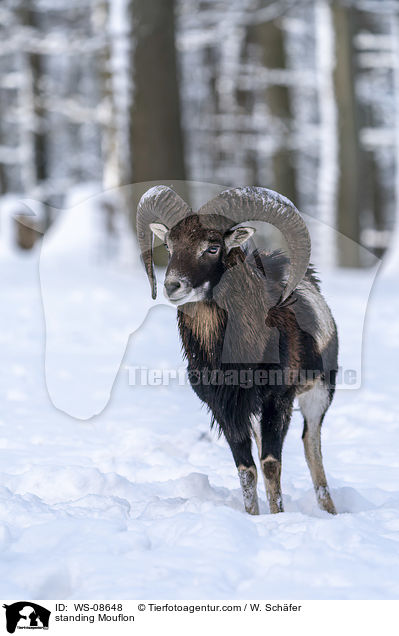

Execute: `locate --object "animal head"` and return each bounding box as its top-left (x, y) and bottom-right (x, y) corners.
top-left (137, 185), bottom-right (311, 305)
top-left (150, 214), bottom-right (255, 304)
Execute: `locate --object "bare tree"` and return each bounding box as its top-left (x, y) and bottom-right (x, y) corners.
top-left (355, 7), bottom-right (395, 260)
top-left (333, 2), bottom-right (361, 266)
top-left (128, 0), bottom-right (186, 185)
top-left (247, 15), bottom-right (297, 202)
top-left (93, 0), bottom-right (120, 190)
top-left (17, 0), bottom-right (51, 232)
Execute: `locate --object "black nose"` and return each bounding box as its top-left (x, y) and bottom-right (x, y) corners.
top-left (165, 280), bottom-right (181, 296)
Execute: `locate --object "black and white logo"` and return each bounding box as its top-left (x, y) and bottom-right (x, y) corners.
top-left (2, 602), bottom-right (51, 633)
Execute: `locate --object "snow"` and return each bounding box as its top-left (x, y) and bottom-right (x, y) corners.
top-left (0, 188), bottom-right (399, 600)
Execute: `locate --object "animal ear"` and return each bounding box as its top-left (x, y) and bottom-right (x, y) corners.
top-left (149, 223), bottom-right (168, 242)
top-left (224, 226), bottom-right (256, 252)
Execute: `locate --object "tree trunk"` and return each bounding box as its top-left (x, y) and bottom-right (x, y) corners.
top-left (333, 3), bottom-right (361, 267)
top-left (128, 0), bottom-right (186, 185)
top-left (314, 0), bottom-right (338, 268)
top-left (127, 0), bottom-right (186, 267)
top-left (248, 17), bottom-right (297, 203)
top-left (356, 9), bottom-right (391, 261)
top-left (94, 0), bottom-right (120, 190)
top-left (18, 0), bottom-right (51, 231)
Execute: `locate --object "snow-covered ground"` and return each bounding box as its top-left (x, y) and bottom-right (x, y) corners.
top-left (0, 190), bottom-right (399, 600)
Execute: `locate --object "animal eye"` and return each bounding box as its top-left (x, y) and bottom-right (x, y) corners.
top-left (206, 245), bottom-right (220, 255)
top-left (164, 243), bottom-right (170, 252)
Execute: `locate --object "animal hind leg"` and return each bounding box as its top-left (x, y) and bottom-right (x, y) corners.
top-left (299, 380), bottom-right (336, 514)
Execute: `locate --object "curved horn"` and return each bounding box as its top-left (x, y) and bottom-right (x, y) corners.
top-left (197, 186), bottom-right (311, 302)
top-left (136, 186), bottom-right (192, 298)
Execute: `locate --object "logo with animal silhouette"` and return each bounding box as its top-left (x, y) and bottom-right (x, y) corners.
top-left (2, 602), bottom-right (51, 633)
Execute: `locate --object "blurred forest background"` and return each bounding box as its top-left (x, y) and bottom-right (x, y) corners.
top-left (0, 0), bottom-right (398, 267)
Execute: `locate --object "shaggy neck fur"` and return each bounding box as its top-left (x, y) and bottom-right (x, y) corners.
top-left (177, 250), bottom-right (312, 372)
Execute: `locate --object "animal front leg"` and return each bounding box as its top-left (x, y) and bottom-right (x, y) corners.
top-left (260, 394), bottom-right (293, 513)
top-left (261, 456), bottom-right (283, 513)
top-left (238, 464), bottom-right (259, 515)
top-left (224, 434), bottom-right (259, 515)
top-left (251, 417), bottom-right (283, 513)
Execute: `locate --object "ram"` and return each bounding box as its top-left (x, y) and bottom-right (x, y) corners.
top-left (137, 185), bottom-right (338, 515)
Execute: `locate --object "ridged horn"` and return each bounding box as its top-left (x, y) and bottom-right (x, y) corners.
top-left (197, 186), bottom-right (311, 302)
top-left (136, 186), bottom-right (192, 298)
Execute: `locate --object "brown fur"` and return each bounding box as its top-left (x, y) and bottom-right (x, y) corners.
top-left (190, 302), bottom-right (225, 353)
top-left (178, 301), bottom-right (226, 364)
top-left (266, 305), bottom-right (302, 372)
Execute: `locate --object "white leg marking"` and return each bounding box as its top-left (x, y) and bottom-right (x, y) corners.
top-left (238, 464), bottom-right (259, 515)
top-left (250, 413), bottom-right (262, 458)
